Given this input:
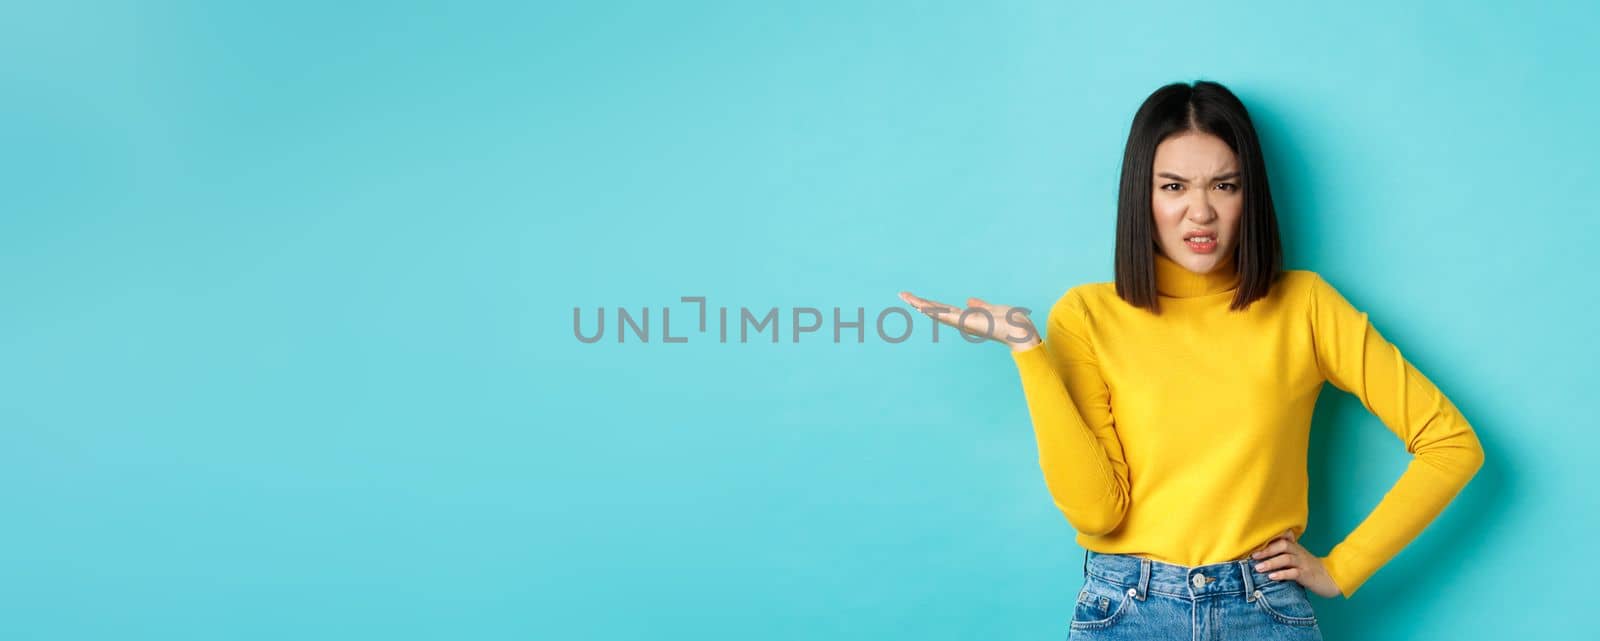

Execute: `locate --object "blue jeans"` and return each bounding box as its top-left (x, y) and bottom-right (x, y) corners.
top-left (1068, 549), bottom-right (1323, 640)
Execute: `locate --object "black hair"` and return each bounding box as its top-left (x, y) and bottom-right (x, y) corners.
top-left (1113, 80), bottom-right (1284, 313)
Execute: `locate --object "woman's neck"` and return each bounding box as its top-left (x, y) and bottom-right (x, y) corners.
top-left (1154, 250), bottom-right (1241, 298)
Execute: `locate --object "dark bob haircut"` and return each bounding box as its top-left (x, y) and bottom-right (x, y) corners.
top-left (1114, 80), bottom-right (1284, 314)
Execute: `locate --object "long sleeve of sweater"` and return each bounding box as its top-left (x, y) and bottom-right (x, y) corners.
top-left (1308, 273), bottom-right (1486, 598)
top-left (1010, 290), bottom-right (1132, 536)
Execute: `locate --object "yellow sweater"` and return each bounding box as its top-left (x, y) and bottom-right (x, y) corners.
top-left (1010, 250), bottom-right (1484, 598)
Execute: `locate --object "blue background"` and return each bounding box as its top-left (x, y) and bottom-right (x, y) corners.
top-left (2, 1), bottom-right (1593, 639)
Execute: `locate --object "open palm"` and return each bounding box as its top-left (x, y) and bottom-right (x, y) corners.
top-left (898, 291), bottom-right (1041, 351)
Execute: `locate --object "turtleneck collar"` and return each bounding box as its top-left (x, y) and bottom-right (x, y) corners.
top-left (1154, 250), bottom-right (1241, 298)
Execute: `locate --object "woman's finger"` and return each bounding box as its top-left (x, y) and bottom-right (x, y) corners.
top-left (899, 291), bottom-right (949, 314)
top-left (1250, 528), bottom-right (1299, 558)
top-left (1251, 538), bottom-right (1289, 560)
top-left (899, 292), bottom-right (948, 315)
top-left (1254, 552), bottom-right (1296, 573)
top-left (899, 292), bottom-right (966, 328)
top-left (1266, 567), bottom-right (1301, 581)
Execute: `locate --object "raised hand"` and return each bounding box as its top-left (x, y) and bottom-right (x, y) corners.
top-left (898, 291), bottom-right (1042, 351)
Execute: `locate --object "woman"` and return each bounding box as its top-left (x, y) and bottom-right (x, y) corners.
top-left (897, 81), bottom-right (1484, 640)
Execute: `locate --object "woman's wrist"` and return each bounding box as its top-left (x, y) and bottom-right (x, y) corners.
top-left (1008, 337), bottom-right (1042, 353)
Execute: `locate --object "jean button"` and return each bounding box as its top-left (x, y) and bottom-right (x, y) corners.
top-left (1191, 573), bottom-right (1205, 588)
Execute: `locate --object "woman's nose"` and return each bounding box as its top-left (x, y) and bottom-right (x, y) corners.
top-left (1185, 190), bottom-right (1216, 220)
top-left (1186, 201), bottom-right (1217, 222)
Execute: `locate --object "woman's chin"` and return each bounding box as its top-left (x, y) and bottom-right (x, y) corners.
top-left (1172, 250), bottom-right (1227, 274)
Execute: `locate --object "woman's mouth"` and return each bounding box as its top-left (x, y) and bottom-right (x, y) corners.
top-left (1184, 234), bottom-right (1217, 253)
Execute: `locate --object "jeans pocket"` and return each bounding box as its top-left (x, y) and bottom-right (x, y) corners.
top-left (1070, 575), bottom-right (1135, 631)
top-left (1252, 581), bottom-right (1318, 627)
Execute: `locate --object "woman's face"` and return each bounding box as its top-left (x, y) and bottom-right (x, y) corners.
top-left (1151, 131), bottom-right (1243, 273)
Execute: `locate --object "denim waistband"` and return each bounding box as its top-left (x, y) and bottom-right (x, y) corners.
top-left (1082, 549), bottom-right (1284, 601)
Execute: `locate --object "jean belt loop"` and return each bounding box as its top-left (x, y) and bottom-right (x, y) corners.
top-left (1239, 559), bottom-right (1257, 602)
top-left (1137, 558), bottom-right (1151, 600)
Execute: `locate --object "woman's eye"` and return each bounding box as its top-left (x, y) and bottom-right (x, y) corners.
top-left (1161, 183), bottom-right (1182, 191)
top-left (1216, 182), bottom-right (1239, 192)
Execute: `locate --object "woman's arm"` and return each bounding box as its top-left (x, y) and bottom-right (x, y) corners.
top-left (1308, 273), bottom-right (1486, 598)
top-left (1011, 289), bottom-right (1132, 536)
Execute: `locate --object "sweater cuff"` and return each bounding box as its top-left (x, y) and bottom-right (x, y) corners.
top-left (1321, 544), bottom-right (1376, 599)
top-left (1010, 340), bottom-right (1046, 363)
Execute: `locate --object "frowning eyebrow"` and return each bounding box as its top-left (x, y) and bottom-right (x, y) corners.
top-left (1157, 171), bottom-right (1241, 183)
